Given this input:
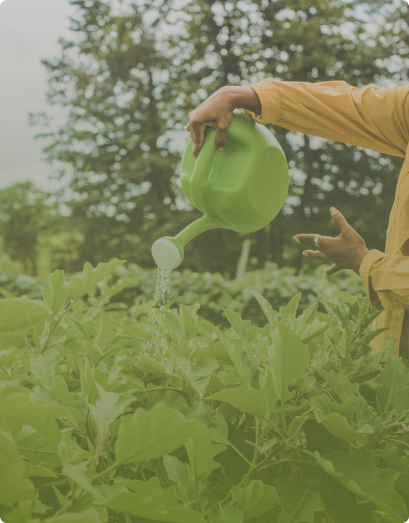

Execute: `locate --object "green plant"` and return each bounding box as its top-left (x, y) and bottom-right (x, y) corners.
top-left (0, 261), bottom-right (408, 523)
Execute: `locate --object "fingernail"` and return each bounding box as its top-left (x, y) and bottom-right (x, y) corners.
top-left (323, 271), bottom-right (328, 277)
top-left (302, 251), bottom-right (308, 256)
top-left (293, 236), bottom-right (300, 243)
top-left (217, 147), bottom-right (224, 153)
top-left (330, 207), bottom-right (339, 216)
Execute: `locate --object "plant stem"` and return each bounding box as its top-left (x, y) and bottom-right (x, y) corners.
top-left (383, 437), bottom-right (409, 450)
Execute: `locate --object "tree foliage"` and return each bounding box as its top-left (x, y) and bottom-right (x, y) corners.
top-left (32, 0), bottom-right (408, 273)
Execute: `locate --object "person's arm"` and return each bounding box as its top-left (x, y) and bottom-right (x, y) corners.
top-left (360, 250), bottom-right (409, 309)
top-left (244, 80), bottom-right (409, 157)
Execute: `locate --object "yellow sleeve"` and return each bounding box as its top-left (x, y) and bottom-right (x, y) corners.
top-left (359, 249), bottom-right (409, 309)
top-left (244, 80), bottom-right (409, 158)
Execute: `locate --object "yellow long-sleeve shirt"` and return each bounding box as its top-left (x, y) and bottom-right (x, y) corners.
top-left (244, 79), bottom-right (409, 357)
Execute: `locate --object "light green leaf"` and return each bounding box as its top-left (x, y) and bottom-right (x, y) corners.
top-left (231, 479), bottom-right (280, 521)
top-left (179, 303), bottom-right (200, 341)
top-left (177, 355), bottom-right (219, 398)
top-left (320, 412), bottom-right (356, 443)
top-left (208, 505), bottom-right (244, 523)
top-left (100, 491), bottom-right (207, 522)
top-left (163, 454), bottom-right (196, 504)
top-left (314, 451), bottom-right (407, 523)
top-left (0, 298), bottom-right (50, 332)
top-left (0, 426), bottom-right (35, 504)
top-left (182, 401), bottom-right (228, 439)
top-left (0, 393), bottom-right (76, 422)
top-left (15, 426), bottom-right (61, 469)
top-left (50, 375), bottom-right (75, 409)
top-left (136, 354), bottom-right (169, 375)
top-left (119, 476), bottom-right (179, 506)
top-left (185, 425), bottom-right (226, 482)
top-left (268, 322), bottom-right (310, 400)
top-left (253, 293), bottom-right (279, 325)
top-left (42, 507), bottom-right (104, 523)
top-left (287, 416), bottom-right (309, 441)
top-left (89, 382), bottom-right (134, 432)
top-left (208, 383), bottom-right (269, 419)
top-left (279, 293), bottom-right (302, 320)
top-left (277, 475), bottom-right (324, 523)
top-left (24, 462), bottom-right (58, 478)
top-left (223, 308), bottom-right (252, 339)
top-left (40, 270), bottom-right (72, 315)
top-left (58, 440), bottom-right (100, 496)
top-left (27, 417), bottom-right (62, 446)
top-left (30, 351), bottom-right (60, 390)
top-left (115, 403), bottom-right (198, 465)
top-left (376, 355), bottom-right (409, 414)
top-left (68, 260), bottom-right (126, 302)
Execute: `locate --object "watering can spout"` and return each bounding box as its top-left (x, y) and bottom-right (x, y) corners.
top-left (151, 216), bottom-right (221, 270)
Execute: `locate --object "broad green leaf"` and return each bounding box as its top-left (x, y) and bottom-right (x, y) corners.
top-left (231, 479), bottom-right (280, 521)
top-left (97, 317), bottom-right (116, 347)
top-left (260, 368), bottom-right (279, 409)
top-left (58, 440), bottom-right (100, 496)
top-left (376, 355), bottom-right (409, 414)
top-left (15, 426), bottom-right (61, 469)
top-left (27, 417), bottom-right (62, 446)
top-left (253, 293), bottom-right (279, 324)
top-left (185, 425), bottom-right (226, 482)
top-left (208, 383), bottom-right (269, 419)
top-left (182, 401), bottom-right (228, 439)
top-left (223, 308), bottom-right (252, 339)
top-left (24, 461), bottom-right (58, 478)
top-left (68, 260), bottom-right (125, 302)
top-left (115, 403), bottom-right (198, 465)
top-left (42, 507), bottom-right (104, 523)
top-left (100, 491), bottom-right (207, 522)
top-left (314, 451), bottom-right (407, 523)
top-left (136, 354), bottom-right (169, 375)
top-left (40, 270), bottom-right (72, 315)
top-left (0, 298), bottom-right (50, 332)
top-left (297, 318), bottom-right (328, 344)
top-left (287, 416), bottom-right (309, 441)
top-left (163, 454), bottom-right (196, 504)
top-left (179, 303), bottom-right (200, 341)
top-left (279, 292), bottom-right (301, 320)
top-left (208, 505), bottom-right (244, 523)
top-left (119, 476), bottom-right (179, 506)
top-left (30, 351), bottom-right (60, 390)
top-left (268, 322), bottom-right (310, 400)
top-left (0, 393), bottom-right (76, 422)
top-left (0, 426), bottom-right (35, 504)
top-left (320, 412), bottom-right (356, 443)
top-left (89, 382), bottom-right (134, 432)
top-left (177, 355), bottom-right (218, 398)
top-left (50, 375), bottom-right (75, 408)
top-left (277, 475), bottom-right (324, 523)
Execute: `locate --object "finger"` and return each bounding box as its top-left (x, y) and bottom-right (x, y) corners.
top-left (323, 263), bottom-right (340, 276)
top-left (294, 234), bottom-right (334, 250)
top-left (330, 207), bottom-right (354, 236)
top-left (302, 250), bottom-right (329, 261)
top-left (215, 123), bottom-right (229, 152)
top-left (190, 121), bottom-right (207, 159)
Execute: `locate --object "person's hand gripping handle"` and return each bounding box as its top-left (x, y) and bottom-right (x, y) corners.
top-left (185, 86), bottom-right (262, 160)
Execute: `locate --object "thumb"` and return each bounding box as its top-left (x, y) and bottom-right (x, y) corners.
top-left (330, 207), bottom-right (353, 235)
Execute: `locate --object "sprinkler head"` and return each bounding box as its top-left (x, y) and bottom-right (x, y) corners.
top-left (151, 237), bottom-right (184, 270)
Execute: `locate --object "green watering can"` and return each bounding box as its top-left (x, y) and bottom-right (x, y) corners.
top-left (152, 110), bottom-right (289, 270)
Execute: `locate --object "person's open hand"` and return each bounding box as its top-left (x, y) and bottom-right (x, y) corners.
top-left (294, 207), bottom-right (369, 276)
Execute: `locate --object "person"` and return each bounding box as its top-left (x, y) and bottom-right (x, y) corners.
top-left (187, 80), bottom-right (409, 359)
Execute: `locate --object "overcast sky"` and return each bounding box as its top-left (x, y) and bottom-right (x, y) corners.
top-left (0, 0), bottom-right (76, 192)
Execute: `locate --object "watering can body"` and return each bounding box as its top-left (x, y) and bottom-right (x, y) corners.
top-left (152, 110), bottom-right (289, 269)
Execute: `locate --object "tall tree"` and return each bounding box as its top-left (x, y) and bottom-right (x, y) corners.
top-left (0, 182), bottom-right (58, 274)
top-left (35, 0), bottom-right (405, 274)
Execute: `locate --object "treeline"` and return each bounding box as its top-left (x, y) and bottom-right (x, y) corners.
top-left (5, 0), bottom-right (408, 275)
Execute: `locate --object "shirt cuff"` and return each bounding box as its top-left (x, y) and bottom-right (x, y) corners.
top-left (243, 80), bottom-right (282, 125)
top-left (359, 249), bottom-right (385, 308)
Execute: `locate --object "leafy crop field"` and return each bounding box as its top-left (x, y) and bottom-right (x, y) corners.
top-left (0, 261), bottom-right (408, 523)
